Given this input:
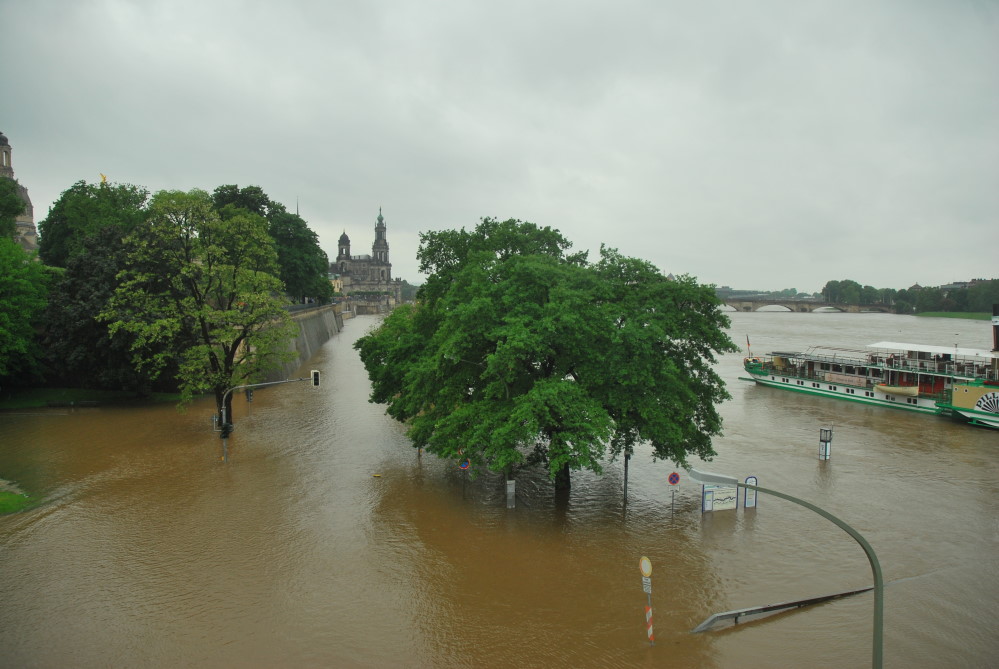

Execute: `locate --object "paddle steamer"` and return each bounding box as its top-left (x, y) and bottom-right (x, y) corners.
top-left (743, 307), bottom-right (999, 428)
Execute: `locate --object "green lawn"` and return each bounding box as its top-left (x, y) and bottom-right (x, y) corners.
top-left (916, 312), bottom-right (991, 320)
top-left (0, 387), bottom-right (181, 410)
top-left (0, 490), bottom-right (32, 514)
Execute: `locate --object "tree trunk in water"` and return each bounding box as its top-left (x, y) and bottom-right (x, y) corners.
top-left (623, 452), bottom-right (630, 503)
top-left (554, 462), bottom-right (571, 491)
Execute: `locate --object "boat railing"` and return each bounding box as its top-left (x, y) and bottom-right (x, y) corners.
top-left (761, 354), bottom-right (992, 382)
top-left (753, 364), bottom-right (958, 400)
top-left (888, 358), bottom-right (991, 380)
top-left (756, 358), bottom-right (992, 387)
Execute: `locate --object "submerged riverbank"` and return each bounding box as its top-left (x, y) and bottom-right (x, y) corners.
top-left (916, 311), bottom-right (991, 320)
top-left (0, 481), bottom-right (31, 514)
top-left (0, 388), bottom-right (181, 411)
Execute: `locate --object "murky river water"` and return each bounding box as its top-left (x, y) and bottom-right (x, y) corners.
top-left (1, 312), bottom-right (996, 668)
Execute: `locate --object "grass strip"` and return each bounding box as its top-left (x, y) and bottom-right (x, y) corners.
top-left (0, 490), bottom-right (32, 514)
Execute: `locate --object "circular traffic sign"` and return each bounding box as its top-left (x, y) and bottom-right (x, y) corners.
top-left (668, 472), bottom-right (680, 485)
top-left (459, 459), bottom-right (470, 470)
top-left (639, 556), bottom-right (652, 577)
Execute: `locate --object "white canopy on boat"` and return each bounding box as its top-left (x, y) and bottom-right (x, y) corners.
top-left (868, 342), bottom-right (999, 359)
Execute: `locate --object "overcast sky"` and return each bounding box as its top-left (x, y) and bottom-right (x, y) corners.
top-left (2, 0), bottom-right (996, 293)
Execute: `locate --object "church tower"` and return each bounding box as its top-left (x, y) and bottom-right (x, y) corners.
top-left (0, 131), bottom-right (38, 253)
top-left (0, 133), bottom-right (13, 179)
top-left (372, 207), bottom-right (389, 263)
top-left (328, 209), bottom-right (401, 306)
top-left (336, 230), bottom-right (351, 273)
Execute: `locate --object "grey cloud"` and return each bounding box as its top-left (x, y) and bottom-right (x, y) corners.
top-left (2, 0), bottom-right (996, 291)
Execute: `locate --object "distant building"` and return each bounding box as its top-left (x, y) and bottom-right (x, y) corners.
top-left (0, 131), bottom-right (38, 253)
top-left (332, 208), bottom-right (402, 304)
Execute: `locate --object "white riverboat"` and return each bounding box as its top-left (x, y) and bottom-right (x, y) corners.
top-left (742, 313), bottom-right (999, 429)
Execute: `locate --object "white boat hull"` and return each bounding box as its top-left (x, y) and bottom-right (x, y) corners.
top-left (746, 372), bottom-right (942, 415)
top-left (952, 409), bottom-right (999, 429)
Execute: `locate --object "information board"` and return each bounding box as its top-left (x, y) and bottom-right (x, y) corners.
top-left (702, 484), bottom-right (737, 511)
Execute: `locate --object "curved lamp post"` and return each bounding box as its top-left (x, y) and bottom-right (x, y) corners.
top-left (688, 468), bottom-right (883, 669)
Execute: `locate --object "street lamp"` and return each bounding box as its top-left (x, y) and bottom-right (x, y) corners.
top-left (688, 468), bottom-right (884, 669)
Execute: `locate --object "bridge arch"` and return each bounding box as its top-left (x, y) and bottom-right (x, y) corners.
top-left (723, 299), bottom-right (860, 313)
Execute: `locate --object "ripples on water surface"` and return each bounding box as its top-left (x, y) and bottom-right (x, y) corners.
top-left (0, 312), bottom-right (996, 667)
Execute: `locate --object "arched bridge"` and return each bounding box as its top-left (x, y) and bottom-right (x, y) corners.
top-left (723, 299), bottom-right (891, 313)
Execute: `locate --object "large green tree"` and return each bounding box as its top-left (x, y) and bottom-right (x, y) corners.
top-left (102, 189), bottom-right (297, 421)
top-left (966, 280), bottom-right (999, 313)
top-left (355, 218), bottom-right (736, 489)
top-left (916, 286), bottom-right (945, 312)
top-left (0, 238), bottom-right (49, 382)
top-left (37, 180), bottom-right (149, 267)
top-left (268, 210), bottom-right (333, 303)
top-left (212, 184), bottom-right (332, 303)
top-left (211, 184), bottom-right (274, 218)
top-left (43, 227), bottom-right (173, 393)
top-left (0, 178), bottom-right (26, 239)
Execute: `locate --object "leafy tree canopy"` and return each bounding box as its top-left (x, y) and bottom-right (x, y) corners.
top-left (212, 184), bottom-right (281, 218)
top-left (399, 279), bottom-right (420, 302)
top-left (821, 277), bottom-right (997, 313)
top-left (0, 238), bottom-right (49, 381)
top-left (212, 184), bottom-right (331, 303)
top-left (356, 218), bottom-right (736, 488)
top-left (101, 189), bottom-right (297, 418)
top-left (0, 177), bottom-right (26, 238)
top-left (37, 180), bottom-right (149, 267)
top-left (43, 226), bottom-right (172, 393)
top-left (269, 209), bottom-right (333, 303)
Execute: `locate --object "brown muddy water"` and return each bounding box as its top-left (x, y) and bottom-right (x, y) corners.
top-left (1, 312), bottom-right (996, 668)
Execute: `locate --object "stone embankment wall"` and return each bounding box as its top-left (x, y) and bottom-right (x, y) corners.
top-left (264, 306), bottom-right (345, 382)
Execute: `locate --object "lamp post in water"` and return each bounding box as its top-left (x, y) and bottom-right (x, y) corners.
top-left (214, 372), bottom-right (323, 462)
top-left (687, 468), bottom-right (884, 669)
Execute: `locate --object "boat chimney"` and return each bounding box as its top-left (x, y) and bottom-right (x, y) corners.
top-left (993, 304), bottom-right (999, 352)
top-left (992, 304), bottom-right (999, 381)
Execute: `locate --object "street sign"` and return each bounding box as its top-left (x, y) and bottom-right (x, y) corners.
top-left (638, 556), bottom-right (655, 645)
top-left (668, 472), bottom-right (680, 485)
top-left (702, 484), bottom-right (737, 512)
top-left (458, 459), bottom-right (470, 470)
top-left (744, 476), bottom-right (758, 508)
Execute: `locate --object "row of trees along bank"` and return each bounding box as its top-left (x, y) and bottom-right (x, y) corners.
top-left (1, 180), bottom-right (332, 424)
top-left (355, 218), bottom-right (737, 490)
top-left (718, 280), bottom-right (998, 314)
top-left (820, 279), bottom-right (999, 314)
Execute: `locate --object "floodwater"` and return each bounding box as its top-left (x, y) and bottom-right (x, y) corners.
top-left (1, 312), bottom-right (996, 668)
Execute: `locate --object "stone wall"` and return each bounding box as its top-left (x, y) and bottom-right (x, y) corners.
top-left (264, 306), bottom-right (344, 382)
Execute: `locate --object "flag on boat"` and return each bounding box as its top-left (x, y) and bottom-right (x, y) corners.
top-left (746, 335), bottom-right (750, 349)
